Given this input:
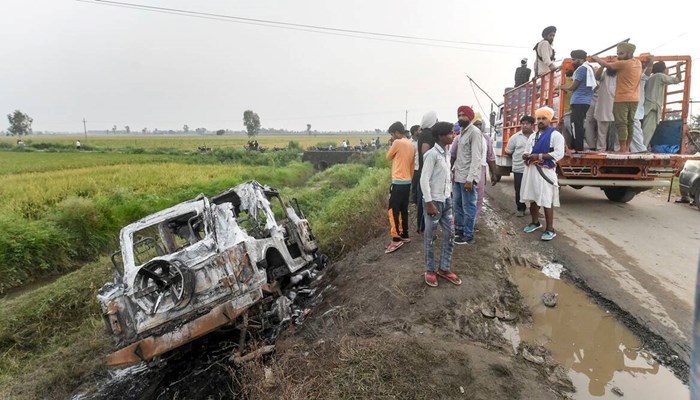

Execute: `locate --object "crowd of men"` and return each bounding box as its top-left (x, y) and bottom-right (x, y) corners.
top-left (384, 104), bottom-right (563, 288)
top-left (524, 26), bottom-right (683, 153)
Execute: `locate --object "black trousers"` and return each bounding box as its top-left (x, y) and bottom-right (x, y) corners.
top-left (513, 172), bottom-right (526, 211)
top-left (571, 103), bottom-right (590, 151)
top-left (388, 184), bottom-right (411, 241)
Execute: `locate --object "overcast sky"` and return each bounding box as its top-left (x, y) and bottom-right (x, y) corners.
top-left (2, 0), bottom-right (699, 133)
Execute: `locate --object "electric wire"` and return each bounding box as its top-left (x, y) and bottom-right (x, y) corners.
top-left (76, 0), bottom-right (527, 54)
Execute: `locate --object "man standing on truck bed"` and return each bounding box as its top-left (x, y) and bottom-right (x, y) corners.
top-left (592, 43), bottom-right (642, 153)
top-left (521, 107), bottom-right (565, 241)
top-left (385, 122), bottom-right (415, 253)
top-left (534, 26), bottom-right (557, 76)
top-left (642, 61), bottom-right (684, 147)
top-left (561, 50), bottom-right (595, 151)
top-left (515, 58), bottom-right (531, 87)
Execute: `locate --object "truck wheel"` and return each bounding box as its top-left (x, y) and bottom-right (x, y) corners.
top-left (603, 187), bottom-right (636, 203)
top-left (695, 190), bottom-right (700, 211)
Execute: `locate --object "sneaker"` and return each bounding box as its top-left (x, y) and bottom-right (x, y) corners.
top-left (516, 210), bottom-right (525, 217)
top-left (523, 222), bottom-right (542, 233)
top-left (437, 270), bottom-right (462, 285)
top-left (424, 272), bottom-right (438, 287)
top-left (454, 236), bottom-right (475, 245)
top-left (385, 241), bottom-right (404, 253)
top-left (541, 230), bottom-right (557, 241)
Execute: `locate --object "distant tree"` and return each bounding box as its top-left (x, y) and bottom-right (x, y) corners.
top-left (306, 123), bottom-right (312, 135)
top-left (374, 128), bottom-right (382, 134)
top-left (142, 127), bottom-right (148, 134)
top-left (195, 127), bottom-right (207, 134)
top-left (112, 125), bottom-right (117, 134)
top-left (7, 110), bottom-right (33, 136)
top-left (183, 124), bottom-right (190, 133)
top-left (243, 110), bottom-right (261, 138)
top-left (154, 128), bottom-right (160, 133)
top-left (124, 125), bottom-right (131, 134)
top-left (216, 129), bottom-right (225, 136)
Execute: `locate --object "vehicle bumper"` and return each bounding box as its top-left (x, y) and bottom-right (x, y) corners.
top-left (106, 295), bottom-right (257, 367)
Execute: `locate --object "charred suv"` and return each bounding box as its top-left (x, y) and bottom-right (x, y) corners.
top-left (97, 181), bottom-right (324, 367)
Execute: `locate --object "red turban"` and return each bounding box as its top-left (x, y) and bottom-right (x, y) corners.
top-left (457, 105), bottom-right (474, 121)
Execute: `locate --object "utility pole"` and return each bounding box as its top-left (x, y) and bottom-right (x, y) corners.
top-left (82, 118), bottom-right (87, 141)
top-left (405, 110), bottom-right (408, 128)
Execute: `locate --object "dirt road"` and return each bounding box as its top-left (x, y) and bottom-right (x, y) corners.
top-left (486, 177), bottom-right (700, 364)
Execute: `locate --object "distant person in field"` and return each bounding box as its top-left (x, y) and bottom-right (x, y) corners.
top-left (452, 106), bottom-right (482, 245)
top-left (642, 60), bottom-right (684, 147)
top-left (420, 121), bottom-right (461, 287)
top-left (561, 49), bottom-right (596, 151)
top-left (384, 122), bottom-right (415, 254)
top-left (515, 58), bottom-right (531, 87)
top-left (75, 140), bottom-right (81, 150)
top-left (415, 111), bottom-right (438, 234)
top-left (506, 115), bottom-right (535, 217)
top-left (592, 42), bottom-right (642, 152)
top-left (534, 26), bottom-right (556, 76)
top-left (472, 113), bottom-right (499, 226)
top-left (520, 106), bottom-right (565, 241)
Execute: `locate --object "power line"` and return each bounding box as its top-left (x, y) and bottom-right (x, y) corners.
top-left (76, 0), bottom-right (527, 54)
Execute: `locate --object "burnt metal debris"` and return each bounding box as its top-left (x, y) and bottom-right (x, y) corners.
top-left (97, 181), bottom-right (328, 367)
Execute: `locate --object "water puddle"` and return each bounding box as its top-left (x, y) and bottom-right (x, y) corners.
top-left (508, 264), bottom-right (688, 399)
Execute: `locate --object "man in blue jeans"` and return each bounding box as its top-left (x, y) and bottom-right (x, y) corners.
top-left (452, 105), bottom-right (483, 245)
top-left (420, 121), bottom-right (462, 288)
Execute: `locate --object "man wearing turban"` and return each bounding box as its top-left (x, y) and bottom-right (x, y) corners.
top-left (592, 43), bottom-right (642, 152)
top-left (520, 106), bottom-right (565, 241)
top-left (452, 105), bottom-right (483, 245)
top-left (534, 26), bottom-right (557, 76)
top-left (561, 49), bottom-right (596, 151)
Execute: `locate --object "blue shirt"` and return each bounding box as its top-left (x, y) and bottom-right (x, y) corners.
top-left (571, 65), bottom-right (593, 105)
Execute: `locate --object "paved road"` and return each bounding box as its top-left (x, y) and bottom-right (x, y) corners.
top-left (486, 177), bottom-right (700, 362)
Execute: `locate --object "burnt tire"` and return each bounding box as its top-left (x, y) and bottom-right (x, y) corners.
top-left (603, 187), bottom-right (636, 203)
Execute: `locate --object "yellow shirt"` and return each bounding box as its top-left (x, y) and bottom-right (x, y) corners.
top-left (386, 137), bottom-right (415, 183)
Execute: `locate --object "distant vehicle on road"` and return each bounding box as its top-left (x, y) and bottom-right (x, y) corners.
top-left (679, 160), bottom-right (700, 210)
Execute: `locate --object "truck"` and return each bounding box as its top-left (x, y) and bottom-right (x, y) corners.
top-left (97, 181), bottom-right (326, 367)
top-left (492, 54), bottom-right (699, 203)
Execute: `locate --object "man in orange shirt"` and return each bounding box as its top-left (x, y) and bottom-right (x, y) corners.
top-left (592, 42), bottom-right (642, 152)
top-left (385, 121), bottom-right (416, 253)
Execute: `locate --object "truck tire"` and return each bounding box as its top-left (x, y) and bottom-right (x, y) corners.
top-left (695, 190), bottom-right (700, 211)
top-left (603, 187), bottom-right (636, 203)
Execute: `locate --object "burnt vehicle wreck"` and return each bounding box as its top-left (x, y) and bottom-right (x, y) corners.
top-left (97, 181), bottom-right (326, 367)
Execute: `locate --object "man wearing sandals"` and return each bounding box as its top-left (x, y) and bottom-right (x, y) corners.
top-left (385, 121), bottom-right (416, 254)
top-left (420, 122), bottom-right (462, 287)
top-left (520, 106), bottom-right (565, 241)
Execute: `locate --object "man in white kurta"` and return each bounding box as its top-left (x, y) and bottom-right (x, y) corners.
top-left (520, 106), bottom-right (565, 241)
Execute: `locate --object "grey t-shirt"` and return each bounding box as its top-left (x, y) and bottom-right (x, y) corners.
top-left (505, 131), bottom-right (530, 173)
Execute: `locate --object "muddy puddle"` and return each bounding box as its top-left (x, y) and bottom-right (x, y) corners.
top-left (507, 264), bottom-right (688, 399)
